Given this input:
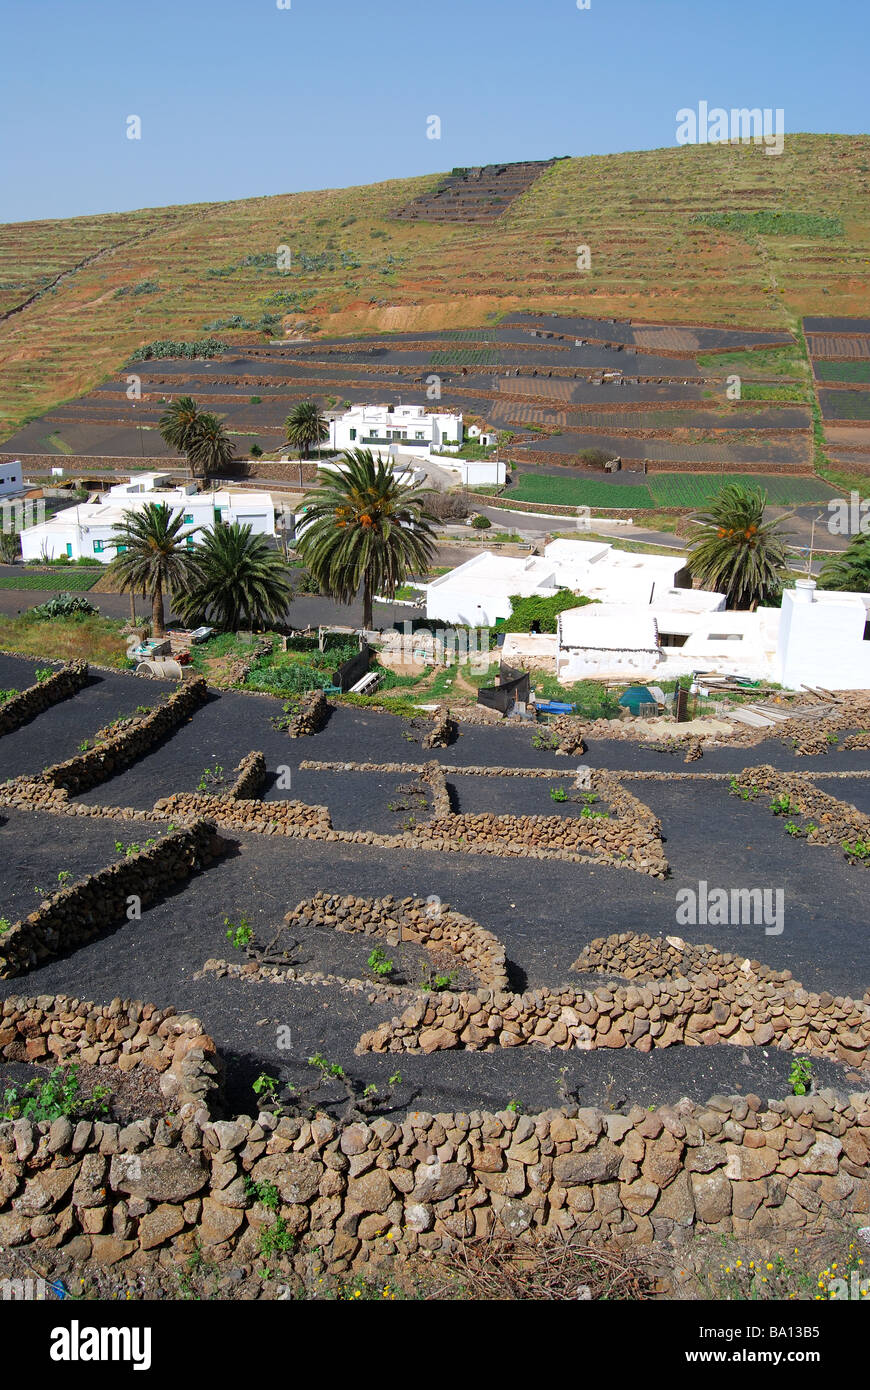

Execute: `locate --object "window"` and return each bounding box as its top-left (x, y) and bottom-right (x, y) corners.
top-left (93, 540), bottom-right (104, 553)
top-left (659, 632), bottom-right (688, 648)
top-left (116, 544), bottom-right (127, 554)
top-left (349, 428), bottom-right (356, 440)
top-left (186, 538), bottom-right (195, 551)
top-left (707, 633), bottom-right (743, 642)
top-left (415, 431), bottom-right (425, 440)
top-left (183, 513), bottom-right (194, 524)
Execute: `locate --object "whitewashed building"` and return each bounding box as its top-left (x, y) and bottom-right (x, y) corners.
top-left (19, 472), bottom-right (275, 563)
top-left (423, 540), bottom-right (693, 628)
top-left (329, 405), bottom-right (462, 456)
top-left (0, 460), bottom-right (23, 497)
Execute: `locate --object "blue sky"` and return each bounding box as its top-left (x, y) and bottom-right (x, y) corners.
top-left (0, 0), bottom-right (865, 223)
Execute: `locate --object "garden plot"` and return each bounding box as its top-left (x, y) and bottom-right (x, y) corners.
top-left (0, 805), bottom-right (160, 928)
top-left (819, 389), bottom-right (870, 421)
top-left (0, 663), bottom-right (176, 781)
top-left (446, 773), bottom-right (609, 822)
top-left (509, 431), bottom-right (809, 466)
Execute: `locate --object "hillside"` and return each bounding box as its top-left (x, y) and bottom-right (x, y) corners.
top-left (1, 134), bottom-right (869, 441)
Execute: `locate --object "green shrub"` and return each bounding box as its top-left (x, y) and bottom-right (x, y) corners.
top-left (1, 1064), bottom-right (110, 1122)
top-left (471, 514), bottom-right (491, 529)
top-left (503, 591), bottom-right (592, 634)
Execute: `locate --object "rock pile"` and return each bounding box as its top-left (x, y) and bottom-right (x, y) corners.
top-left (226, 751), bottom-right (267, 800)
top-left (0, 661), bottom-right (89, 736)
top-left (549, 717), bottom-right (587, 756)
top-left (0, 821), bottom-right (226, 978)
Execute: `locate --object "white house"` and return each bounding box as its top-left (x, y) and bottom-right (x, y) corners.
top-left (329, 405), bottom-right (462, 456)
top-left (19, 473), bottom-right (275, 563)
top-left (424, 540), bottom-right (693, 628)
top-left (555, 579), bottom-right (870, 691)
top-left (0, 460), bottom-right (23, 497)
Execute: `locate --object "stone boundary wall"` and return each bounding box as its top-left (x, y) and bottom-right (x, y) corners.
top-left (23, 678), bottom-right (208, 795)
top-left (152, 791), bottom-right (332, 835)
top-left (734, 764), bottom-right (870, 859)
top-left (226, 751), bottom-right (267, 800)
top-left (0, 820), bottom-right (226, 978)
top-left (1, 1060), bottom-right (868, 1265)
top-left (0, 995), bottom-right (221, 1113)
top-left (0, 661), bottom-right (89, 736)
top-left (358, 943), bottom-right (870, 1068)
top-left (284, 892), bottom-right (509, 992)
top-left (422, 706), bottom-right (456, 749)
top-left (286, 689), bottom-right (329, 738)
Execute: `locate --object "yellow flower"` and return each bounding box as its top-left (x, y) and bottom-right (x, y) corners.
top-left (736, 1260), bottom-right (742, 1268)
top-left (766, 1262), bottom-right (773, 1271)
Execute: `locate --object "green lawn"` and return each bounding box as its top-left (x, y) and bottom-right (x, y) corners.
top-left (0, 569), bottom-right (100, 591)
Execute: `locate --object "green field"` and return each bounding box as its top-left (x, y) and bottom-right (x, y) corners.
top-left (505, 471), bottom-right (833, 511)
top-left (647, 474), bottom-right (833, 507)
top-left (428, 349), bottom-right (498, 366)
top-left (508, 476), bottom-right (656, 508)
top-left (822, 391), bottom-right (870, 420)
top-left (692, 211), bottom-right (845, 239)
top-left (815, 361), bottom-right (870, 384)
top-left (0, 569), bottom-right (101, 591)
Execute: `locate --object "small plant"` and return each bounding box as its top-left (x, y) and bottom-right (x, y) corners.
top-left (257, 1215), bottom-right (295, 1261)
top-left (769, 793), bottom-right (793, 816)
top-left (1, 1064), bottom-right (110, 1122)
top-left (245, 1175), bottom-right (280, 1208)
top-left (308, 1053), bottom-right (345, 1079)
top-left (367, 947), bottom-right (394, 979)
top-left (34, 668), bottom-right (52, 683)
top-left (789, 1057), bottom-right (813, 1096)
top-left (78, 738), bottom-right (91, 752)
top-left (252, 1073), bottom-right (279, 1103)
top-left (532, 729), bottom-right (559, 751)
top-left (550, 786), bottom-right (568, 803)
top-left (420, 970), bottom-right (456, 992)
top-left (729, 777), bottom-right (759, 801)
top-left (0, 917), bottom-right (10, 935)
top-left (506, 1099), bottom-right (524, 1115)
top-left (784, 820), bottom-right (802, 837)
top-left (580, 805), bottom-right (608, 820)
top-left (197, 764), bottom-right (225, 792)
top-left (56, 870), bottom-right (71, 885)
top-left (226, 914), bottom-right (253, 949)
top-left (843, 838), bottom-right (870, 863)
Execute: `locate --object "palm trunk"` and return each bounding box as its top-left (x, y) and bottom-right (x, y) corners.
top-left (152, 582), bottom-right (165, 637)
top-left (129, 589), bottom-right (136, 625)
top-left (362, 573), bottom-right (373, 632)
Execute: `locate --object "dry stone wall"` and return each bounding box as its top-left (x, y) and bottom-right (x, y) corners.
top-left (0, 1032), bottom-right (868, 1265)
top-left (285, 689), bottom-right (329, 738)
top-left (0, 661), bottom-right (89, 736)
top-left (358, 940), bottom-right (870, 1068)
top-left (0, 995), bottom-right (222, 1112)
top-left (31, 678), bottom-right (208, 795)
top-left (734, 764), bottom-right (870, 860)
top-left (0, 821), bottom-right (226, 978)
top-left (283, 892), bottom-right (510, 992)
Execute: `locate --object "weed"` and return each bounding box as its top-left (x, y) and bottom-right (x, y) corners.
top-left (367, 947), bottom-right (394, 979)
top-left (1, 1064), bottom-right (110, 1122)
top-left (550, 787), bottom-right (568, 803)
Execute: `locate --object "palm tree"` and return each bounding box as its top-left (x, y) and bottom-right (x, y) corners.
top-left (285, 400), bottom-right (329, 460)
top-left (686, 483), bottom-right (791, 610)
top-left (296, 448), bottom-right (437, 629)
top-left (186, 412), bottom-right (235, 481)
top-left (158, 396), bottom-right (202, 456)
top-left (107, 503), bottom-right (197, 637)
top-left (819, 533), bottom-right (870, 591)
top-left (172, 522), bottom-right (293, 631)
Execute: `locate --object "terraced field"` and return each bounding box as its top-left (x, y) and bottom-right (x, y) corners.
top-left (1, 134), bottom-right (869, 444)
top-left (502, 471), bottom-right (833, 511)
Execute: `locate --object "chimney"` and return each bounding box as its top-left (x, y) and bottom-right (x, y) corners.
top-left (793, 578), bottom-right (817, 604)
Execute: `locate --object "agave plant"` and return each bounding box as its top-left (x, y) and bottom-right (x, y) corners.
top-left (686, 483), bottom-right (791, 610)
top-left (295, 448), bottom-right (436, 629)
